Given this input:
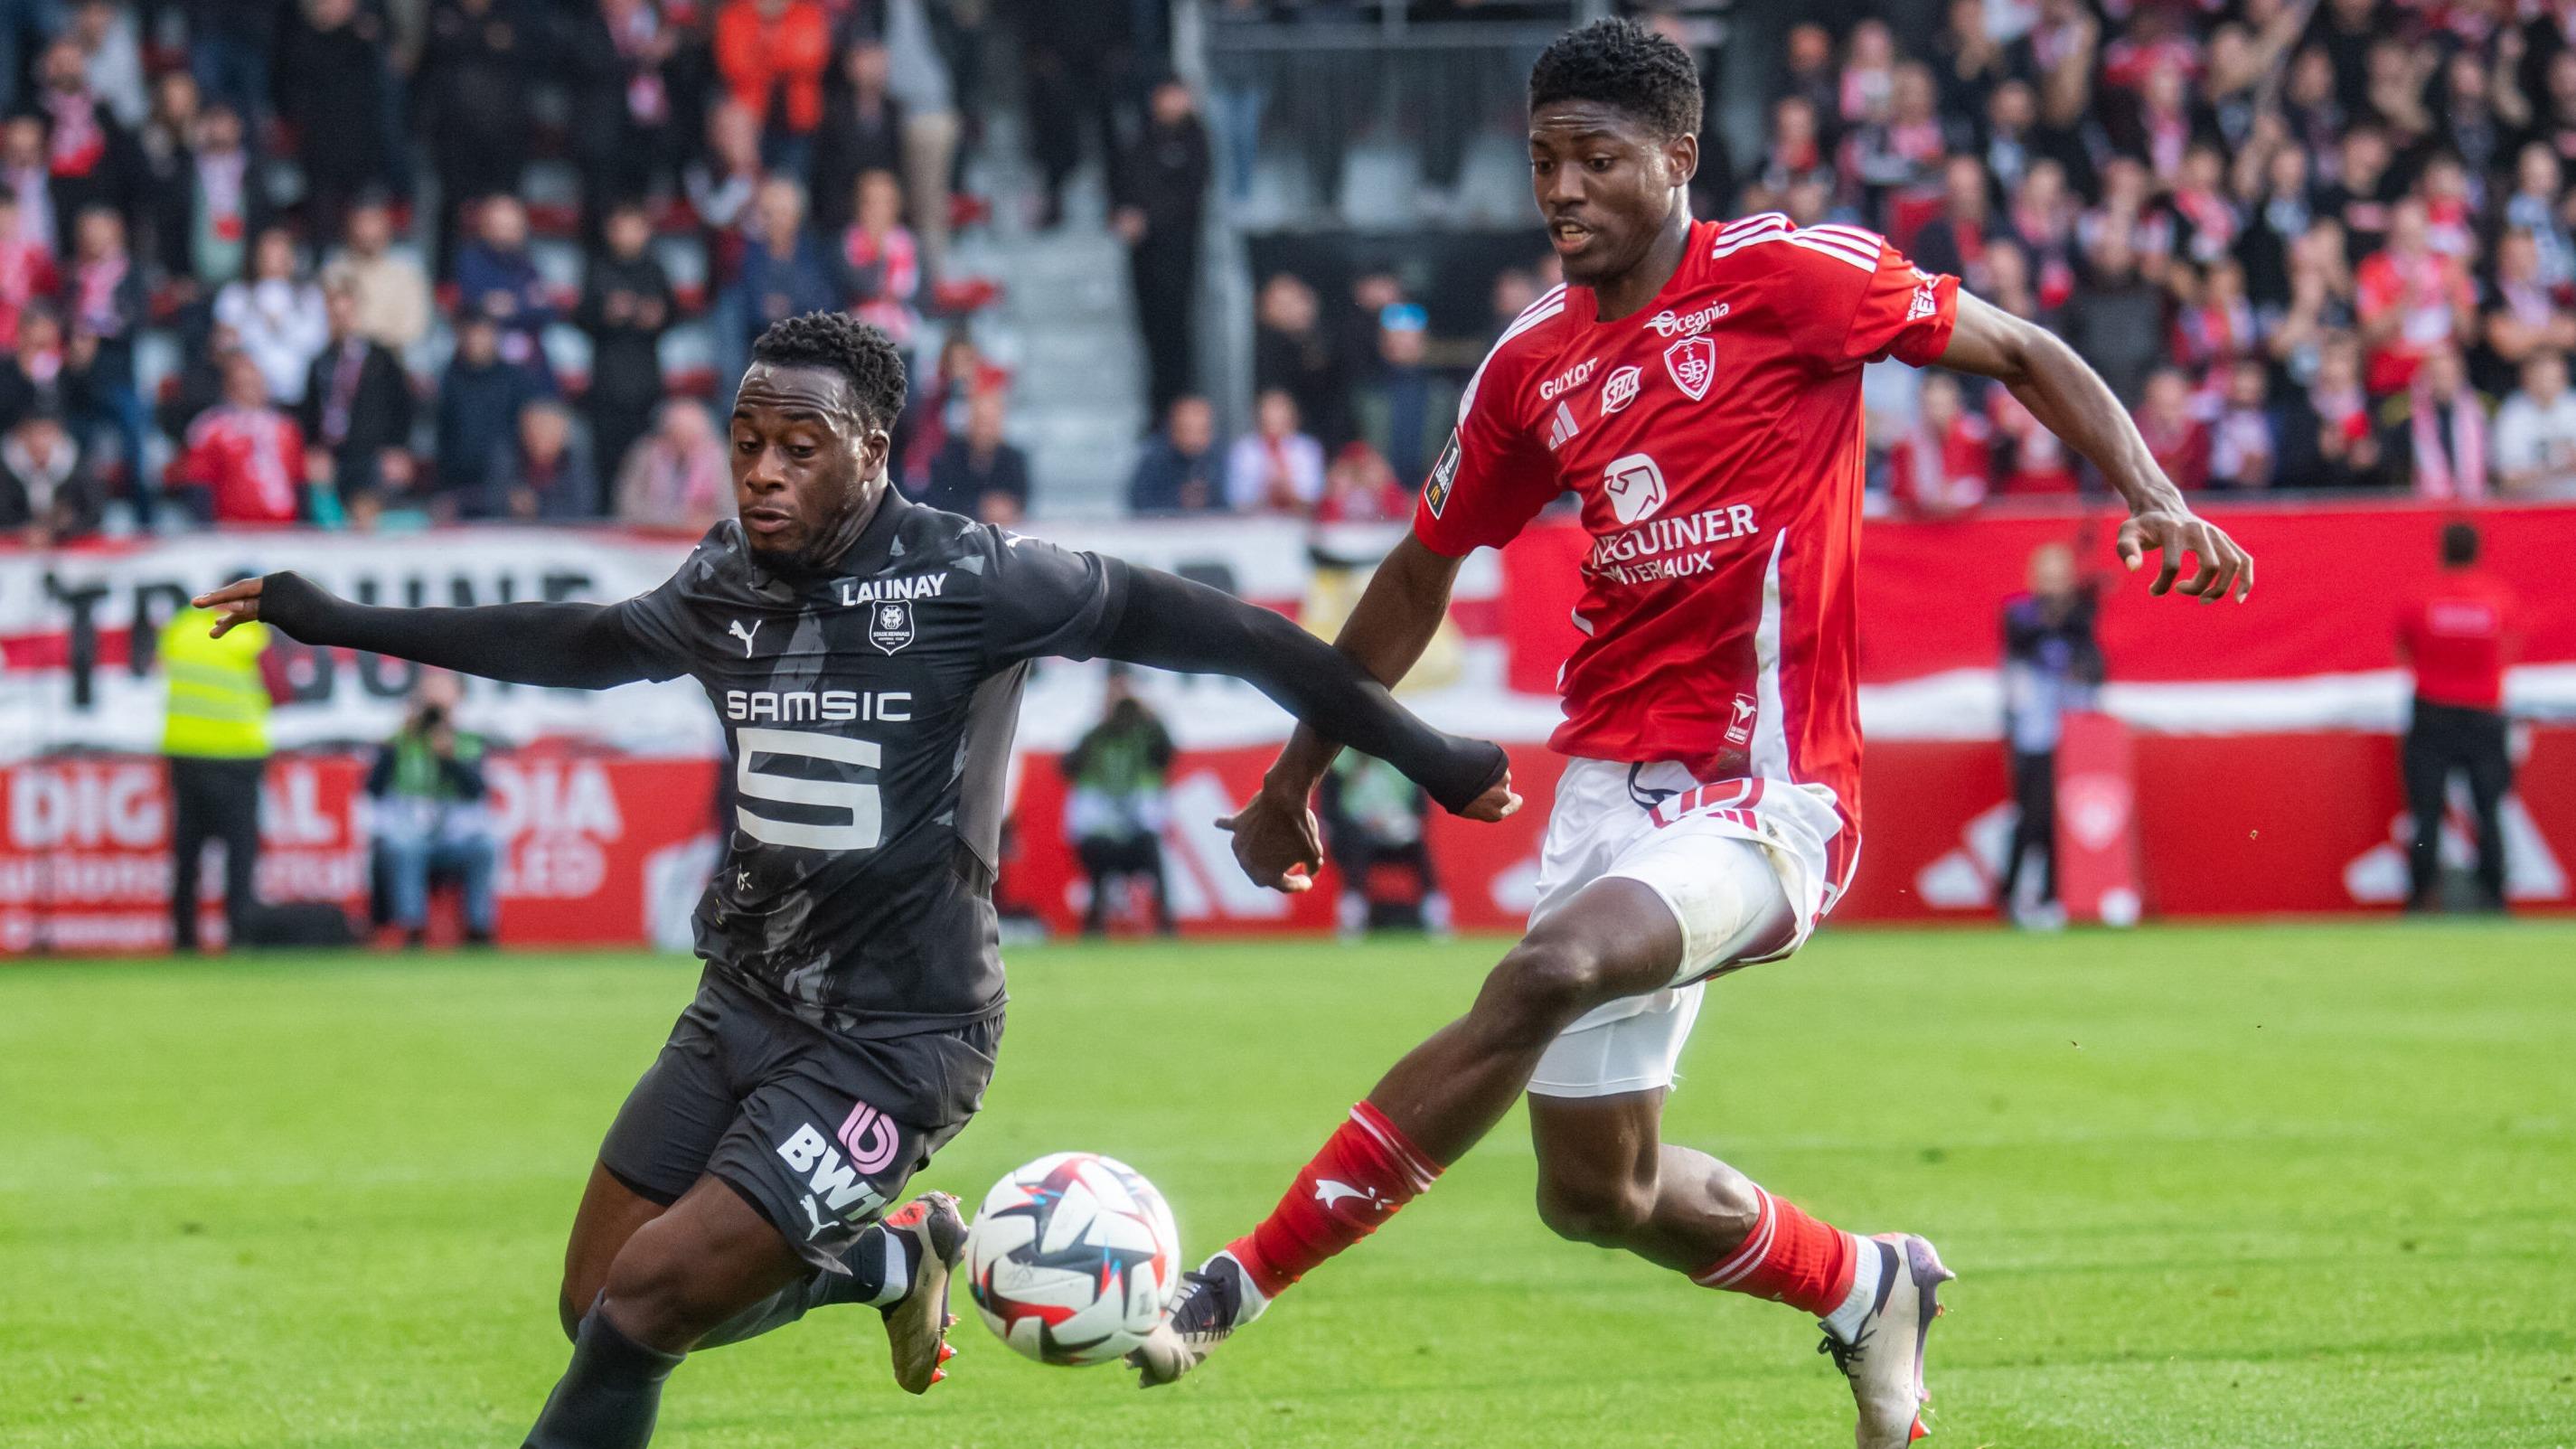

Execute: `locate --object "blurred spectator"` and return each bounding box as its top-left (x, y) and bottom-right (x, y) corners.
top-left (2501, 145), bottom-right (2573, 291)
top-left (2477, 231), bottom-right (2575, 398)
top-left (1227, 387), bottom-right (1324, 514)
top-left (452, 196), bottom-right (554, 384)
top-left (899, 328), bottom-right (1007, 488)
top-left (419, 0), bottom-right (534, 259)
top-left (158, 601), bottom-right (275, 953)
top-left (882, 0), bottom-right (960, 278)
top-left (0, 191), bottom-right (56, 350)
top-left (2297, 333), bottom-right (2387, 490)
top-left (576, 202), bottom-right (676, 491)
top-left (190, 0), bottom-right (286, 125)
top-left (1886, 372), bottom-right (1991, 515)
top-left (369, 673), bottom-right (498, 948)
top-left (616, 399), bottom-right (729, 529)
top-left (840, 168), bottom-right (919, 348)
top-left (214, 225), bottom-right (329, 404)
top-left (1022, 0), bottom-right (1125, 231)
top-left (1254, 272), bottom-right (1345, 450)
top-left (1129, 393), bottom-right (1219, 515)
top-left (156, 318), bottom-right (236, 451)
top-left (0, 115), bottom-right (56, 256)
top-left (1357, 304), bottom-right (1452, 485)
top-left (1998, 541), bottom-right (2101, 930)
top-left (2207, 360), bottom-right (2279, 492)
top-left (1314, 442), bottom-right (1409, 524)
top-left (68, 0), bottom-right (145, 128)
top-left (810, 39), bottom-right (903, 238)
top-left (0, 306), bottom-right (85, 431)
top-left (568, 0), bottom-right (681, 232)
top-left (2134, 369), bottom-right (2208, 492)
top-left (1114, 77), bottom-right (1208, 421)
top-left (723, 177), bottom-right (839, 380)
top-left (714, 0), bottom-right (830, 173)
top-left (482, 399), bottom-right (598, 521)
top-left (686, 99), bottom-right (768, 285)
top-left (300, 283), bottom-right (413, 503)
top-left (922, 386), bottom-right (1028, 523)
top-left (1989, 386), bottom-right (2077, 495)
top-left (2395, 522), bottom-right (2517, 915)
top-left (34, 36), bottom-right (133, 237)
top-left (1061, 668), bottom-right (1176, 937)
top-left (434, 312), bottom-right (540, 513)
top-left (0, 410), bottom-right (99, 541)
top-left (1908, 154), bottom-right (1992, 287)
top-left (61, 205), bottom-right (145, 500)
top-left (275, 0), bottom-right (398, 234)
top-left (174, 350), bottom-right (310, 525)
top-left (2061, 230), bottom-right (2162, 406)
top-left (2394, 347), bottom-right (2490, 502)
top-left (323, 197), bottom-right (432, 352)
top-left (1320, 750), bottom-right (1444, 940)
top-left (147, 98), bottom-right (272, 305)
top-left (2493, 351), bottom-right (2576, 500)
top-left (2356, 198), bottom-right (2476, 396)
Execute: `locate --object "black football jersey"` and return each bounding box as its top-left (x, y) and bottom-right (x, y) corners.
top-left (611, 494), bottom-right (1124, 1036)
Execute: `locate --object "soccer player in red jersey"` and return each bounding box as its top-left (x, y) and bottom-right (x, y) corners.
top-left (1132, 22), bottom-right (2253, 1446)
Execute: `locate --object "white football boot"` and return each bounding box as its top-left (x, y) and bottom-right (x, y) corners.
top-left (1128, 1248), bottom-right (1270, 1387)
top-left (877, 1191), bottom-right (969, 1395)
top-left (1819, 1234), bottom-right (1955, 1448)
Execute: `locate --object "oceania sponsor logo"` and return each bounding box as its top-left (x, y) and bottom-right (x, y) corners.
top-left (1538, 357), bottom-right (1599, 400)
top-left (1644, 300), bottom-right (1730, 337)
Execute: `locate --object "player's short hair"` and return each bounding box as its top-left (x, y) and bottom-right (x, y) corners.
top-left (749, 312), bottom-right (907, 433)
top-left (2442, 522), bottom-right (2480, 567)
top-left (1528, 18), bottom-right (1703, 142)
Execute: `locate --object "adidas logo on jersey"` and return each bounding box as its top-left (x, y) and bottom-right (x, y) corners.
top-left (1547, 400), bottom-right (1580, 452)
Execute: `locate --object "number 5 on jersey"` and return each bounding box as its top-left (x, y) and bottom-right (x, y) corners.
top-left (736, 727), bottom-right (882, 850)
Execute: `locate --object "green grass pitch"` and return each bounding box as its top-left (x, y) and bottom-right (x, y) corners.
top-left (5, 922), bottom-right (2573, 1448)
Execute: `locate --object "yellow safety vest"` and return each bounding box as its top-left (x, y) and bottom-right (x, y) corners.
top-left (159, 608), bottom-right (273, 759)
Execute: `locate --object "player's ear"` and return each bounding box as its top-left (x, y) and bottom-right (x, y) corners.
top-left (1665, 130), bottom-right (1698, 189)
top-left (856, 419), bottom-right (893, 482)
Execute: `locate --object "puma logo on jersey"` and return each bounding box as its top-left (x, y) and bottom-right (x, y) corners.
top-left (1644, 300), bottom-right (1729, 338)
top-left (728, 619), bottom-right (761, 655)
top-left (1314, 1179), bottom-right (1381, 1212)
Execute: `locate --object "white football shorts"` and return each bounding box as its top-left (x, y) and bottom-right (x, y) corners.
top-left (1524, 758), bottom-right (1817, 1100)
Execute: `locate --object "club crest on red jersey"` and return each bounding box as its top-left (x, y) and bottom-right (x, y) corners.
top-left (1663, 335), bottom-right (1716, 402)
top-left (1600, 364), bottom-right (1641, 417)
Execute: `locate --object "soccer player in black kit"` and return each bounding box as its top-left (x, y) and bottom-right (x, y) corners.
top-left (193, 313), bottom-right (1517, 1449)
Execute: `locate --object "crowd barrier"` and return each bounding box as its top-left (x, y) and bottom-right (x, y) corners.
top-left (5, 501), bottom-right (2570, 952)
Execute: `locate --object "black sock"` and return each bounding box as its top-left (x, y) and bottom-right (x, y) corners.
top-left (522, 1308), bottom-right (683, 1449)
top-left (692, 1226), bottom-right (906, 1350)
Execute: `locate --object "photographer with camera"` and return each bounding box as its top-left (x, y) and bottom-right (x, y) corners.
top-left (368, 673), bottom-right (500, 947)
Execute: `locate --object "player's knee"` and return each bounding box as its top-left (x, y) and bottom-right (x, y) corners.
top-left (557, 1284), bottom-right (586, 1343)
top-left (1479, 937), bottom-right (1613, 1046)
top-left (1534, 1172), bottom-right (1654, 1247)
top-left (599, 1244), bottom-right (729, 1352)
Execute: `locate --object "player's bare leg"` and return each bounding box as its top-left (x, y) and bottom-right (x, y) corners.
top-left (560, 1162), bottom-right (669, 1340)
top-left (1530, 1095), bottom-right (1953, 1447)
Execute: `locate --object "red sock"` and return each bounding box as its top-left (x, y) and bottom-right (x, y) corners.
top-left (1227, 1101), bottom-right (1441, 1297)
top-left (1689, 1187), bottom-right (1857, 1317)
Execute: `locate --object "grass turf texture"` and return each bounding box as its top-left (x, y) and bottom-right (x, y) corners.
top-left (4, 923), bottom-right (2572, 1449)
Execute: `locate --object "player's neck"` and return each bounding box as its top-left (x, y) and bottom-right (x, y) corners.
top-left (1586, 205), bottom-right (1695, 325)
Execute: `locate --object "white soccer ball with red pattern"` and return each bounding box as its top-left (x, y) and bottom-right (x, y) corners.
top-left (963, 1152), bottom-right (1182, 1366)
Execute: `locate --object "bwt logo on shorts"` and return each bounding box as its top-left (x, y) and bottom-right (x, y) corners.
top-left (836, 1099), bottom-right (903, 1175)
top-left (776, 1115), bottom-right (895, 1237)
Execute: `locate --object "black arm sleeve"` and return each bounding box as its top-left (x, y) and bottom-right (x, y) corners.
top-left (1097, 564), bottom-right (1508, 815)
top-left (258, 571), bottom-right (657, 691)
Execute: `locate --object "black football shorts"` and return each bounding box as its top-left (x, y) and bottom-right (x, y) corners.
top-left (598, 970), bottom-right (1002, 1272)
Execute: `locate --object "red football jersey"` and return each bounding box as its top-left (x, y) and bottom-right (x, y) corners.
top-left (2397, 569), bottom-right (2519, 711)
top-left (1414, 213), bottom-right (1960, 914)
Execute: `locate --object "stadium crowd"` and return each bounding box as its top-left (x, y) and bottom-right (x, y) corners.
top-left (1224, 0), bottom-right (2576, 512)
top-left (0, 0), bottom-right (1208, 541)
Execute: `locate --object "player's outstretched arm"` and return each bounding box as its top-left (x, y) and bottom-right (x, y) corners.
top-left (1209, 535), bottom-right (1466, 890)
top-left (193, 573), bottom-right (656, 690)
top-left (1936, 290), bottom-right (2254, 602)
top-left (1098, 562), bottom-right (1517, 824)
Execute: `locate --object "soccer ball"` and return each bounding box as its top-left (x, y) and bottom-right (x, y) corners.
top-left (963, 1152), bottom-right (1182, 1366)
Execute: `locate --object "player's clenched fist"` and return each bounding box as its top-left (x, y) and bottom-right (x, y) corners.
top-left (193, 576), bottom-right (269, 637)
